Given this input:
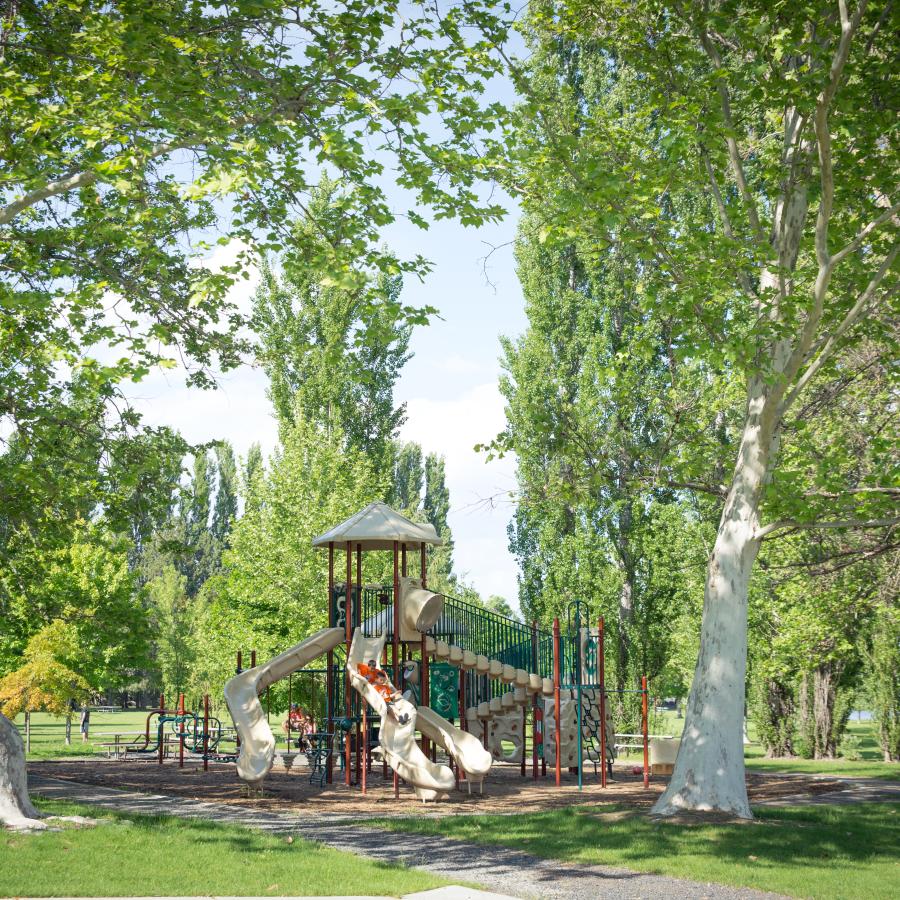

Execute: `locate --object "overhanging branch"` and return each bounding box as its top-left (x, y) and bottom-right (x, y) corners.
top-left (757, 515), bottom-right (900, 540)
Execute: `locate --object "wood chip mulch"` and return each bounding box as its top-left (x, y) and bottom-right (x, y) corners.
top-left (28, 757), bottom-right (847, 821)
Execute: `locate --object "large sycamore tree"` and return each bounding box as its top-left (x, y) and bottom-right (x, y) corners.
top-left (502, 0), bottom-right (897, 817)
top-left (0, 0), bottom-right (508, 829)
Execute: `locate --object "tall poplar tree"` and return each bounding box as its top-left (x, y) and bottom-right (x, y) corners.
top-left (252, 185), bottom-right (413, 469)
top-left (424, 454), bottom-right (454, 583)
top-left (212, 443), bottom-right (239, 548)
top-left (392, 443), bottom-right (425, 514)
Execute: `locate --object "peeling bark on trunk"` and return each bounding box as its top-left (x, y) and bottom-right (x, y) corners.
top-left (0, 713), bottom-right (45, 830)
top-left (652, 377), bottom-right (777, 819)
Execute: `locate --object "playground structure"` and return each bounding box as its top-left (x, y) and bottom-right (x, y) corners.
top-left (122, 694), bottom-right (234, 769)
top-left (224, 502), bottom-right (654, 800)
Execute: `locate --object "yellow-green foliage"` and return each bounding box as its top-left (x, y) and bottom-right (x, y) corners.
top-left (0, 622), bottom-right (90, 718)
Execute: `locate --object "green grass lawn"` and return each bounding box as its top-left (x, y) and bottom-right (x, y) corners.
top-left (378, 803), bottom-right (900, 900)
top-left (1, 798), bottom-right (451, 898)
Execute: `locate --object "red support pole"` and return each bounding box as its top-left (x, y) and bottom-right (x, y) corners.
top-left (553, 617), bottom-right (561, 788)
top-left (420, 541), bottom-right (429, 756)
top-left (158, 693), bottom-right (165, 766)
top-left (203, 694), bottom-right (210, 772)
top-left (521, 703), bottom-right (527, 777)
top-left (531, 620), bottom-right (538, 780)
top-left (598, 617), bottom-right (607, 788)
top-left (355, 543), bottom-right (362, 787)
top-left (345, 541), bottom-right (352, 786)
top-left (326, 541), bottom-right (334, 784)
top-left (420, 541), bottom-right (427, 587)
top-left (361, 703), bottom-right (367, 795)
top-left (393, 540), bottom-right (400, 799)
top-left (178, 693), bottom-right (185, 769)
top-left (642, 675), bottom-right (649, 788)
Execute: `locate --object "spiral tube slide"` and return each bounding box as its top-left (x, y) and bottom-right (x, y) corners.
top-left (347, 628), bottom-right (455, 801)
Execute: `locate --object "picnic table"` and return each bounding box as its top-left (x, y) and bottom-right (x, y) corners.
top-left (92, 731), bottom-right (147, 758)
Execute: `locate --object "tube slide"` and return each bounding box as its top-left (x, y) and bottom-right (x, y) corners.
top-left (224, 626), bottom-right (345, 786)
top-left (415, 705), bottom-right (492, 793)
top-left (347, 628), bottom-right (455, 801)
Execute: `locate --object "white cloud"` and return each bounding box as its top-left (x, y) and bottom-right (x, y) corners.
top-left (431, 354), bottom-right (492, 377)
top-left (400, 382), bottom-right (520, 610)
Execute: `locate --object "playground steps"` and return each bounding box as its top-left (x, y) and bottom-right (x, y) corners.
top-left (424, 634), bottom-right (552, 729)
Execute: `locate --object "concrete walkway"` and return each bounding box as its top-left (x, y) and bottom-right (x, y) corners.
top-left (28, 775), bottom-right (785, 900)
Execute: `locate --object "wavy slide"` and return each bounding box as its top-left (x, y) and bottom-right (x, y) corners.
top-left (415, 705), bottom-right (492, 793)
top-left (346, 628), bottom-right (456, 801)
top-left (224, 626), bottom-right (345, 786)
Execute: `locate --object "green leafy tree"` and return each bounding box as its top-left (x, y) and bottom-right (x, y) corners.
top-left (179, 453), bottom-right (217, 596)
top-left (392, 443), bottom-right (425, 514)
top-left (485, 595), bottom-right (518, 620)
top-left (145, 566), bottom-right (193, 702)
top-left (212, 443), bottom-right (239, 549)
top-left (502, 0), bottom-right (898, 817)
top-left (0, 622), bottom-right (91, 750)
top-left (865, 565), bottom-right (900, 761)
top-left (1, 527), bottom-right (148, 692)
top-left (499, 215), bottom-right (695, 687)
top-left (194, 412), bottom-right (385, 700)
top-left (2, 0), bottom-right (513, 825)
top-left (423, 453), bottom-right (454, 585)
top-left (252, 184), bottom-right (413, 468)
top-left (242, 443), bottom-right (264, 515)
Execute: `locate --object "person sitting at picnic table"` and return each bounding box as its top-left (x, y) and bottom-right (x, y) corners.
top-left (357, 660), bottom-right (409, 725)
top-left (282, 704), bottom-right (306, 747)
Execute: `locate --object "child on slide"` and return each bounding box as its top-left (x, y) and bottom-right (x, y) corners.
top-left (357, 659), bottom-right (410, 725)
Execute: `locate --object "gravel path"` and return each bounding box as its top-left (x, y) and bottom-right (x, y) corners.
top-left (28, 775), bottom-right (785, 900)
top-left (750, 773), bottom-right (900, 806)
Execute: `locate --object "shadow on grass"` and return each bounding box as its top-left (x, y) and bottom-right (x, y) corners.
top-left (31, 796), bottom-right (430, 878)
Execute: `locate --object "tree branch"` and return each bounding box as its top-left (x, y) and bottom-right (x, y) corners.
top-left (696, 23), bottom-right (765, 245)
top-left (831, 196), bottom-right (900, 266)
top-left (757, 515), bottom-right (900, 540)
top-left (781, 244), bottom-right (898, 412)
top-left (698, 140), bottom-right (759, 302)
top-left (0, 139), bottom-right (181, 226)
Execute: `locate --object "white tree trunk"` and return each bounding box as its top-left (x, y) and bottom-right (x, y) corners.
top-left (652, 379), bottom-right (775, 819)
top-left (0, 713), bottom-right (45, 830)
